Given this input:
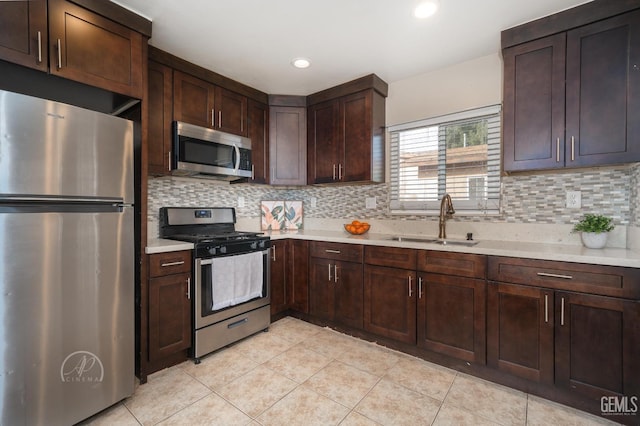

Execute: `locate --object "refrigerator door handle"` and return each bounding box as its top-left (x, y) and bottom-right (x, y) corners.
top-left (0, 196), bottom-right (125, 204)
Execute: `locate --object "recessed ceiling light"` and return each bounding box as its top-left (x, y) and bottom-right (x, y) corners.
top-left (414, 0), bottom-right (439, 19)
top-left (291, 58), bottom-right (311, 69)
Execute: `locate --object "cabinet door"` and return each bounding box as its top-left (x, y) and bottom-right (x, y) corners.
top-left (270, 240), bottom-right (288, 315)
top-left (307, 100), bottom-right (340, 184)
top-left (418, 273), bottom-right (486, 363)
top-left (48, 0), bottom-right (143, 98)
top-left (565, 10), bottom-right (640, 167)
top-left (502, 34), bottom-right (566, 172)
top-left (215, 87), bottom-right (247, 136)
top-left (148, 273), bottom-right (191, 362)
top-left (248, 99), bottom-right (269, 184)
top-left (269, 106), bottom-right (307, 185)
top-left (309, 257), bottom-right (335, 321)
top-left (289, 239), bottom-right (309, 313)
top-left (173, 70), bottom-right (215, 129)
top-left (148, 61), bottom-right (173, 176)
top-left (334, 260), bottom-right (364, 329)
top-left (487, 282), bottom-right (554, 383)
top-left (555, 292), bottom-right (640, 399)
top-left (364, 265), bottom-right (416, 344)
top-left (340, 91), bottom-right (372, 182)
top-left (0, 0), bottom-right (47, 72)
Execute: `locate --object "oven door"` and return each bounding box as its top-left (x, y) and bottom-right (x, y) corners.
top-left (194, 248), bottom-right (270, 329)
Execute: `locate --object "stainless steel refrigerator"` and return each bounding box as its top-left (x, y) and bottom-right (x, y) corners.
top-left (0, 90), bottom-right (135, 425)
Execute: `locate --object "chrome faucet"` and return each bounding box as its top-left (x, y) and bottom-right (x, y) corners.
top-left (438, 193), bottom-right (455, 239)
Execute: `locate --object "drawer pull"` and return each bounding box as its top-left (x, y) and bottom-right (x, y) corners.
top-left (325, 249), bottom-right (341, 254)
top-left (537, 272), bottom-right (573, 280)
top-left (161, 260), bottom-right (185, 267)
top-left (228, 318), bottom-right (248, 329)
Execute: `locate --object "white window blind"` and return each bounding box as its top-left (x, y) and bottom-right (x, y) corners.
top-left (389, 105), bottom-right (501, 214)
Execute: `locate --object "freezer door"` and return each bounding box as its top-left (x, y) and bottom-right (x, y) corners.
top-left (0, 90), bottom-right (134, 203)
top-left (0, 208), bottom-right (134, 425)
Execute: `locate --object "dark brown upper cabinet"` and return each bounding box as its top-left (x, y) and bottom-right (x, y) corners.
top-left (502, 8), bottom-right (640, 172)
top-left (307, 75), bottom-right (386, 185)
top-left (0, 0), bottom-right (48, 72)
top-left (269, 105), bottom-right (307, 186)
top-left (148, 61), bottom-right (173, 176)
top-left (247, 99), bottom-right (269, 183)
top-left (173, 70), bottom-right (248, 137)
top-left (0, 0), bottom-right (148, 99)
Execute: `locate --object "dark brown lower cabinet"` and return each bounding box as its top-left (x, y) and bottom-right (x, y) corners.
top-left (364, 265), bottom-right (416, 344)
top-left (270, 239), bottom-right (310, 316)
top-left (270, 240), bottom-right (288, 315)
top-left (555, 291), bottom-right (640, 399)
top-left (148, 272), bottom-right (191, 362)
top-left (419, 273), bottom-right (486, 364)
top-left (309, 256), bottom-right (363, 329)
top-left (288, 239), bottom-right (310, 313)
top-left (487, 282), bottom-right (554, 383)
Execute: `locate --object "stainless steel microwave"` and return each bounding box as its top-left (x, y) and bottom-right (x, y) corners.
top-left (172, 121), bottom-right (252, 181)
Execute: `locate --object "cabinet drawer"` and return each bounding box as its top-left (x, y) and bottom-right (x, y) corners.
top-left (365, 246), bottom-right (417, 270)
top-left (488, 256), bottom-right (640, 299)
top-left (417, 250), bottom-right (486, 279)
top-left (149, 251), bottom-right (192, 277)
top-left (310, 241), bottom-right (362, 263)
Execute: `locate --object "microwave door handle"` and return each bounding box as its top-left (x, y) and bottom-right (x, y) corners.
top-left (233, 144), bottom-right (241, 172)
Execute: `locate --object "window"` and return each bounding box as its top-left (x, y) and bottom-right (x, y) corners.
top-left (389, 105), bottom-right (501, 214)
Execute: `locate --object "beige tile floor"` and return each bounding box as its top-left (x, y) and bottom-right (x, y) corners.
top-left (83, 317), bottom-right (621, 426)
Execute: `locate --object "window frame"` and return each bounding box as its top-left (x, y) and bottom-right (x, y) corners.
top-left (388, 104), bottom-right (502, 216)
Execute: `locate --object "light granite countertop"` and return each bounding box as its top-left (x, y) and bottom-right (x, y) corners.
top-left (147, 230), bottom-right (640, 268)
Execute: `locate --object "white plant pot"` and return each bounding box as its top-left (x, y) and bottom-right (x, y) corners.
top-left (581, 232), bottom-right (608, 249)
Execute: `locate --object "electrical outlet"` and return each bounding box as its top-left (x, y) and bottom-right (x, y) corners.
top-left (310, 197), bottom-right (317, 208)
top-left (566, 191), bottom-right (581, 209)
top-left (237, 196), bottom-right (245, 207)
top-left (365, 197), bottom-right (377, 209)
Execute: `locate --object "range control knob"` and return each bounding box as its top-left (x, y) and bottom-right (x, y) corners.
top-left (258, 240), bottom-right (266, 249)
top-left (250, 241), bottom-right (258, 250)
top-left (220, 246), bottom-right (227, 254)
top-left (208, 247), bottom-right (217, 255)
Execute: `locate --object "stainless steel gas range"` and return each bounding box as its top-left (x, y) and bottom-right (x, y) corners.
top-left (160, 207), bottom-right (271, 362)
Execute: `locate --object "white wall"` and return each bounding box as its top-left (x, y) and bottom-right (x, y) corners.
top-left (385, 53), bottom-right (503, 127)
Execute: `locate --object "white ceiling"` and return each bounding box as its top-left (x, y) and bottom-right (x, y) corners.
top-left (112, 0), bottom-right (592, 95)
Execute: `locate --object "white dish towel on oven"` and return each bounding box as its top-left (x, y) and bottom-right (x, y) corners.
top-left (210, 251), bottom-right (264, 311)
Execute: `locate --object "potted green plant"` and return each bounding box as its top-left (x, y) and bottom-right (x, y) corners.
top-left (572, 214), bottom-right (614, 249)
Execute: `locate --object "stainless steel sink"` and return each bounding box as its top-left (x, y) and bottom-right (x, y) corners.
top-left (388, 236), bottom-right (479, 247)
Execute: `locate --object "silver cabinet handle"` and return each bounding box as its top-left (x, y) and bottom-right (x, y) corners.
top-left (186, 277), bottom-right (191, 300)
top-left (556, 138), bottom-right (560, 162)
top-left (537, 272), bottom-right (573, 280)
top-left (328, 263), bottom-right (332, 282)
top-left (251, 164), bottom-right (255, 180)
top-left (333, 164), bottom-right (337, 180)
top-left (418, 277), bottom-right (423, 299)
top-left (571, 136), bottom-right (575, 161)
top-left (334, 265), bottom-right (338, 283)
top-left (37, 31), bottom-right (42, 63)
top-left (560, 297), bottom-right (565, 326)
top-left (161, 260), bottom-right (185, 267)
top-left (219, 110), bottom-right (222, 128)
top-left (338, 164), bottom-right (343, 180)
top-left (272, 246), bottom-right (276, 262)
top-left (325, 249), bottom-right (341, 254)
top-left (544, 294), bottom-right (548, 323)
top-left (211, 109), bottom-right (215, 127)
top-left (168, 151), bottom-right (172, 171)
top-left (408, 276), bottom-right (413, 297)
top-left (56, 38), bottom-right (62, 69)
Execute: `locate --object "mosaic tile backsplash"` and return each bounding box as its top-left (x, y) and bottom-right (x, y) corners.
top-left (148, 164), bottom-right (638, 238)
